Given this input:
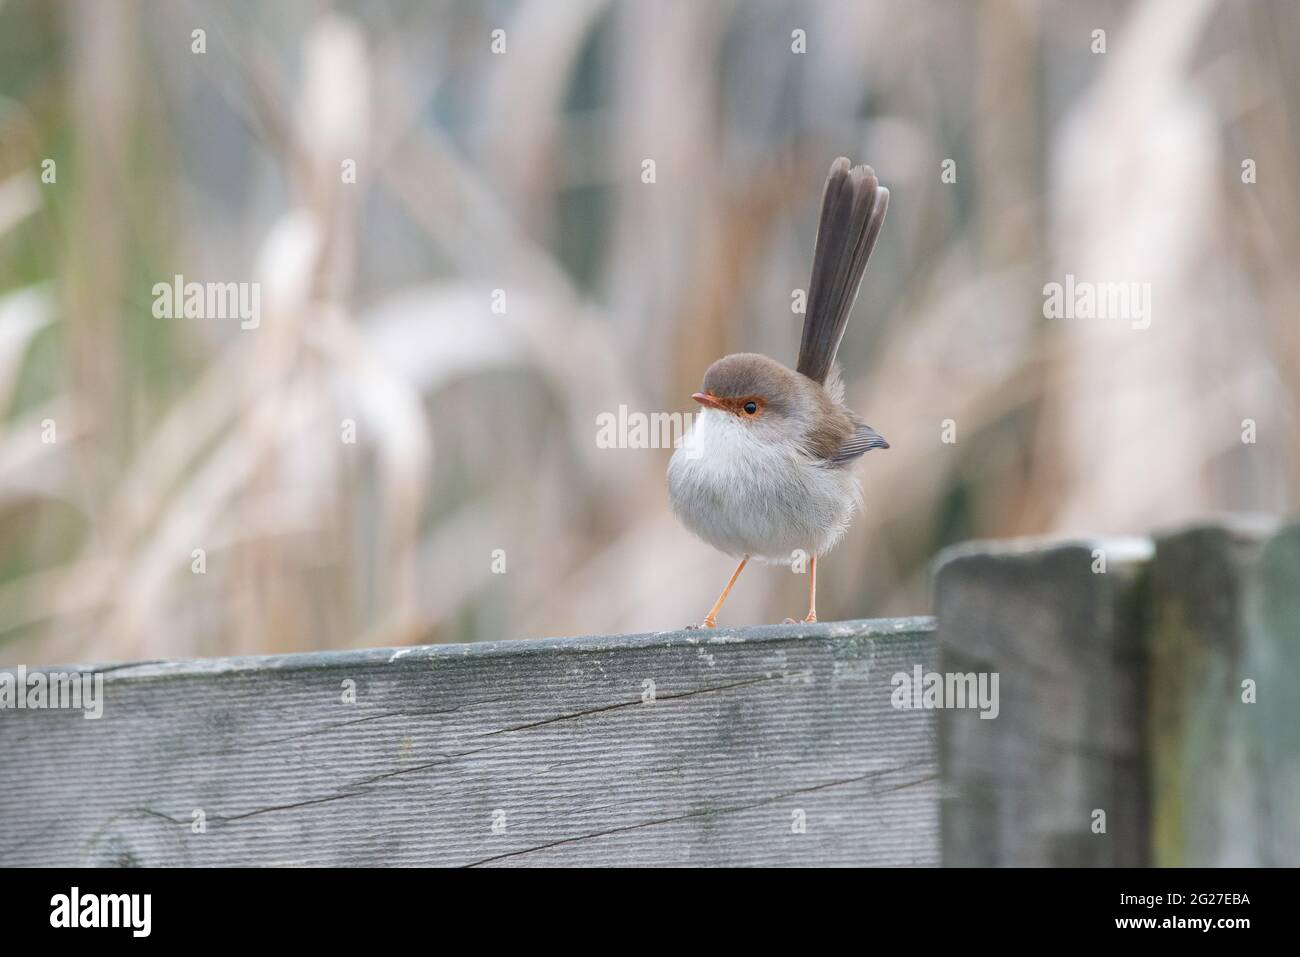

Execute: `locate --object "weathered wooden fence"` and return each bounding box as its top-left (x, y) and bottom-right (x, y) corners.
top-left (0, 621), bottom-right (940, 866)
top-left (1, 518), bottom-right (1297, 866)
top-left (938, 518), bottom-right (1300, 867)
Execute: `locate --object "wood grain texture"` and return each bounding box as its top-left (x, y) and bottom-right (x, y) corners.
top-left (1149, 518), bottom-right (1300, 866)
top-left (934, 538), bottom-right (1154, 866)
top-left (0, 618), bottom-right (938, 867)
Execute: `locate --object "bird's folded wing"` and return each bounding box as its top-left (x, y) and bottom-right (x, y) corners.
top-left (829, 423), bottom-right (890, 464)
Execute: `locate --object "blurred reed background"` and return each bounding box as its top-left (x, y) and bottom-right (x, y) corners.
top-left (0, 0), bottom-right (1297, 665)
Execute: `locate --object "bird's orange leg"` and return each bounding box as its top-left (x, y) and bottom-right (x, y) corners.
top-left (701, 557), bottom-right (748, 628)
top-left (804, 555), bottom-right (818, 623)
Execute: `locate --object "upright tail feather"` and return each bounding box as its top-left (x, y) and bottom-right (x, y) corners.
top-left (795, 158), bottom-right (889, 385)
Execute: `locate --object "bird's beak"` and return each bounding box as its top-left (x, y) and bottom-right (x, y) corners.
top-left (692, 392), bottom-right (725, 410)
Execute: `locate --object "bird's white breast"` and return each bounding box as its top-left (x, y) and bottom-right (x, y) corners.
top-left (667, 408), bottom-right (859, 563)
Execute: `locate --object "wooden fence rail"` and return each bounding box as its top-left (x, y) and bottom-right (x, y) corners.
top-left (0, 620), bottom-right (939, 866)
top-left (1, 518), bottom-right (1297, 866)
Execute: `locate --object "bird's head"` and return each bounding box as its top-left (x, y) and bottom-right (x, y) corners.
top-left (692, 353), bottom-right (815, 435)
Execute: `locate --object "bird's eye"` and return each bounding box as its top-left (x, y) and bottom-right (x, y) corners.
top-left (743, 401), bottom-right (758, 415)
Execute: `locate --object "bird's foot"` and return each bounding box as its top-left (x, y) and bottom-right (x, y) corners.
top-left (782, 615), bottom-right (817, 625)
top-left (685, 618), bottom-right (718, 630)
top-left (782, 618), bottom-right (799, 625)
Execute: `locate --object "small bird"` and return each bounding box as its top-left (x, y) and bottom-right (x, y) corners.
top-left (668, 157), bottom-right (890, 628)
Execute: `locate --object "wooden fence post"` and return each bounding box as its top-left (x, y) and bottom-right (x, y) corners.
top-left (1149, 519), bottom-right (1300, 866)
top-left (934, 538), bottom-right (1154, 866)
top-left (936, 519), bottom-right (1300, 867)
